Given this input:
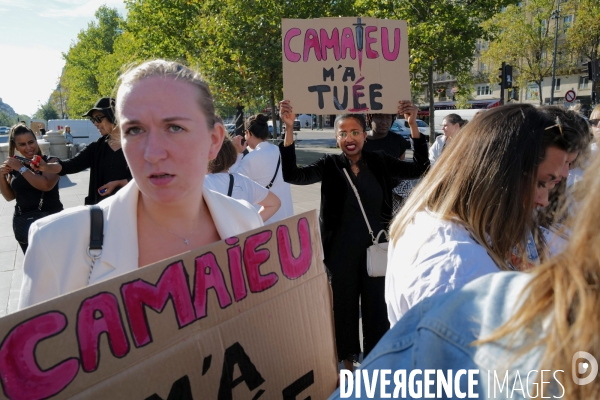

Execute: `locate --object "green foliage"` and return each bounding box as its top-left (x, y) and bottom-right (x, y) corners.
top-left (454, 71), bottom-right (475, 109)
top-left (34, 101), bottom-right (60, 121)
top-left (481, 0), bottom-right (569, 104)
top-left (356, 0), bottom-right (516, 136)
top-left (16, 114), bottom-right (30, 123)
top-left (0, 110), bottom-right (13, 126)
top-left (565, 0), bottom-right (600, 63)
top-left (61, 6), bottom-right (124, 117)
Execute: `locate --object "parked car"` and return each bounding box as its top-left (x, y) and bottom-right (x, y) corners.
top-left (396, 118), bottom-right (430, 136)
top-left (0, 126), bottom-right (10, 135)
top-left (389, 120), bottom-right (411, 140)
top-left (293, 119), bottom-right (301, 131)
top-left (225, 124), bottom-right (236, 134)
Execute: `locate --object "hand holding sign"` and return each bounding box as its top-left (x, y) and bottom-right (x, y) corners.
top-left (280, 100), bottom-right (296, 147)
top-left (280, 100), bottom-right (296, 127)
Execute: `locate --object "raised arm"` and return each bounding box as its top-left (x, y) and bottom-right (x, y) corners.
top-left (383, 101), bottom-right (430, 179)
top-left (278, 100), bottom-right (326, 185)
top-left (4, 157), bottom-right (60, 192)
top-left (35, 141), bottom-right (96, 175)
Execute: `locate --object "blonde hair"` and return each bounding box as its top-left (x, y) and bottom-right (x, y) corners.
top-left (481, 151), bottom-right (600, 398)
top-left (389, 104), bottom-right (568, 269)
top-left (116, 59), bottom-right (217, 129)
top-left (591, 104), bottom-right (600, 120)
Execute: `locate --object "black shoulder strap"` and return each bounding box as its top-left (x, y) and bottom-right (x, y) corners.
top-left (266, 157), bottom-right (281, 189)
top-left (89, 205), bottom-right (104, 250)
top-left (227, 173), bottom-right (234, 197)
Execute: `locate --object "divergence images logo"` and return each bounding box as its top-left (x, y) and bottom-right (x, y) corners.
top-left (572, 351), bottom-right (599, 385)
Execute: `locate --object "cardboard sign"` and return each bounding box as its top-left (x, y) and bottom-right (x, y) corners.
top-left (282, 17), bottom-right (410, 114)
top-left (0, 211), bottom-right (337, 399)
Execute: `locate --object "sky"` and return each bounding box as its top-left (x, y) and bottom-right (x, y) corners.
top-left (0, 0), bottom-right (127, 117)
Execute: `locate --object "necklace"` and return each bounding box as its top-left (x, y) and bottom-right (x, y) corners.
top-left (142, 207), bottom-right (202, 246)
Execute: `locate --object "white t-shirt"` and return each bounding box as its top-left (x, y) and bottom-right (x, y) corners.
top-left (428, 135), bottom-right (446, 165)
top-left (385, 210), bottom-right (499, 327)
top-left (204, 172), bottom-right (269, 206)
top-left (230, 141), bottom-right (293, 224)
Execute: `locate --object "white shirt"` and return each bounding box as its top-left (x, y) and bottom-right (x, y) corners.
top-left (428, 135), bottom-right (446, 164)
top-left (18, 181), bottom-right (263, 309)
top-left (204, 172), bottom-right (269, 206)
top-left (385, 210), bottom-right (499, 327)
top-left (230, 141), bottom-right (293, 224)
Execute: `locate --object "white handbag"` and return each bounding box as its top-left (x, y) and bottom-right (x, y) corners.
top-left (343, 169), bottom-right (389, 277)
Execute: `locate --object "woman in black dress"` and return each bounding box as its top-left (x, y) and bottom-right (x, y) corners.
top-left (278, 100), bottom-right (429, 370)
top-left (0, 125), bottom-right (63, 252)
top-left (34, 97), bottom-right (132, 205)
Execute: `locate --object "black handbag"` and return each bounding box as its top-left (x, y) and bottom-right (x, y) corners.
top-left (13, 193), bottom-right (48, 244)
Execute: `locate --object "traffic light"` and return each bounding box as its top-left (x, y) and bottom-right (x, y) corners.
top-left (498, 62), bottom-right (505, 90)
top-left (589, 60), bottom-right (599, 81)
top-left (505, 64), bottom-right (513, 88)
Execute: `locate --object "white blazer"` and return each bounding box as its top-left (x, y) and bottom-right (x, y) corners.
top-left (18, 181), bottom-right (263, 309)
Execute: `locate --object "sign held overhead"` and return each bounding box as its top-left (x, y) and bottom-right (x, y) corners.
top-left (282, 17), bottom-right (411, 114)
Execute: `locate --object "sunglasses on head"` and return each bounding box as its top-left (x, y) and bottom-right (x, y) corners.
top-left (590, 119), bottom-right (599, 127)
top-left (89, 115), bottom-right (107, 124)
top-left (544, 116), bottom-right (563, 136)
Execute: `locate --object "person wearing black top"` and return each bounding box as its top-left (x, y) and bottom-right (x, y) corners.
top-left (34, 97), bottom-right (132, 205)
top-left (364, 112), bottom-right (424, 214)
top-left (363, 113), bottom-right (409, 159)
top-left (1, 125), bottom-right (63, 252)
top-left (278, 100), bottom-right (429, 371)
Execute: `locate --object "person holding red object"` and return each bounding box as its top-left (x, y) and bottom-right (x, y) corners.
top-left (0, 125), bottom-right (63, 252)
top-left (33, 97), bottom-right (132, 205)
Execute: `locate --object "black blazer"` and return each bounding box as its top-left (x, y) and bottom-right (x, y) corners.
top-left (279, 136), bottom-right (429, 254)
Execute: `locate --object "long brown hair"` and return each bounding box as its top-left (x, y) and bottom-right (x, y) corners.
top-left (8, 124), bottom-right (42, 158)
top-left (481, 151), bottom-right (600, 398)
top-left (389, 104), bottom-right (567, 269)
top-left (535, 107), bottom-right (592, 254)
top-left (208, 135), bottom-right (237, 173)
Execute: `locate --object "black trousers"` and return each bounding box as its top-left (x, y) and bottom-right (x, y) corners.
top-left (328, 261), bottom-right (389, 362)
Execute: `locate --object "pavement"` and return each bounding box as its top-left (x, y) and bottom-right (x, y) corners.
top-left (0, 133), bottom-right (341, 317)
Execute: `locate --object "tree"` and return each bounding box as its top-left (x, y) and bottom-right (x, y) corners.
top-left (204, 0), bottom-right (358, 133)
top-left (34, 101), bottom-right (60, 121)
top-left (357, 0), bottom-right (517, 142)
top-left (0, 111), bottom-right (12, 126)
top-left (61, 6), bottom-right (124, 117)
top-left (565, 0), bottom-right (600, 97)
top-left (481, 0), bottom-right (570, 105)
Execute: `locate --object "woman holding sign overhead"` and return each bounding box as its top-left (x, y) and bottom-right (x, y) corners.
top-left (19, 60), bottom-right (263, 309)
top-left (278, 99), bottom-right (429, 370)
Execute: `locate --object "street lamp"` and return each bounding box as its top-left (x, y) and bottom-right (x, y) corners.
top-left (549, 1), bottom-right (560, 105)
top-left (57, 81), bottom-right (65, 119)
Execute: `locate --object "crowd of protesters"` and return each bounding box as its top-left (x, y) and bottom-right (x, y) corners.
top-left (2, 57), bottom-right (600, 398)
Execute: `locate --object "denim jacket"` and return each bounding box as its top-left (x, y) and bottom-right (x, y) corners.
top-left (329, 272), bottom-right (562, 399)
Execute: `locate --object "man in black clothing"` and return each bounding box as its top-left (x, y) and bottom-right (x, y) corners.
top-left (363, 110), bottom-right (422, 215)
top-left (363, 114), bottom-right (409, 159)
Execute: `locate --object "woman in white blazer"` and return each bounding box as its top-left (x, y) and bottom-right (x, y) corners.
top-left (19, 60), bottom-right (263, 309)
top-left (229, 114), bottom-right (293, 224)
